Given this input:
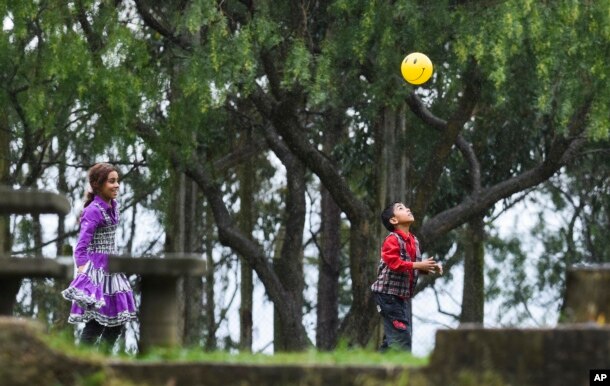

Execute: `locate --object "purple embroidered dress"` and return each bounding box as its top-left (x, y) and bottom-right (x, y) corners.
top-left (62, 195), bottom-right (137, 327)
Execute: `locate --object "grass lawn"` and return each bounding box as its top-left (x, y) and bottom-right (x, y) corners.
top-left (45, 329), bottom-right (428, 367)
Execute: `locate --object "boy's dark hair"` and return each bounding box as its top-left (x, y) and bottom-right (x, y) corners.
top-left (381, 201), bottom-right (401, 232)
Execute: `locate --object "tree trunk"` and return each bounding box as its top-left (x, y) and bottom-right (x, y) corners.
top-left (316, 115), bottom-right (343, 350)
top-left (182, 177), bottom-right (203, 346)
top-left (0, 108), bottom-right (11, 253)
top-left (56, 142), bottom-right (68, 256)
top-left (165, 171), bottom-right (186, 254)
top-left (338, 220), bottom-right (377, 346)
top-left (252, 123), bottom-right (308, 351)
top-left (203, 204), bottom-right (217, 350)
top-left (165, 171), bottom-right (204, 345)
top-left (272, 160), bottom-right (307, 351)
top-left (53, 149), bottom-right (71, 329)
top-left (165, 170), bottom-right (186, 340)
top-left (238, 130), bottom-right (254, 352)
top-left (370, 105), bottom-right (412, 347)
top-left (460, 216), bottom-right (485, 324)
top-left (379, 106), bottom-right (409, 205)
top-left (239, 254), bottom-right (253, 351)
top-left (316, 185), bottom-right (341, 350)
top-left (32, 215), bottom-right (43, 257)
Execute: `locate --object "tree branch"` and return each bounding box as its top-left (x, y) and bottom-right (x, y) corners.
top-left (405, 92), bottom-right (447, 130)
top-left (456, 135), bottom-right (482, 193)
top-left (75, 0), bottom-right (103, 55)
top-left (133, 0), bottom-right (192, 51)
top-left (411, 59), bottom-right (482, 216)
top-left (407, 88), bottom-right (482, 193)
top-left (249, 85), bottom-right (370, 224)
top-left (418, 95), bottom-right (594, 247)
top-left (213, 136), bottom-right (267, 171)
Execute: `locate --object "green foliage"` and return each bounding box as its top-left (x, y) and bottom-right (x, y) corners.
top-left (282, 38), bottom-right (312, 88)
top-left (137, 345), bottom-right (428, 367)
top-left (452, 0), bottom-right (608, 136)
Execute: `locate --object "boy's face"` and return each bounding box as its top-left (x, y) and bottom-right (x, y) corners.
top-left (390, 203), bottom-right (415, 227)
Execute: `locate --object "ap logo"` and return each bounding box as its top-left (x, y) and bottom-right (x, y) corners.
top-left (591, 370), bottom-right (610, 385)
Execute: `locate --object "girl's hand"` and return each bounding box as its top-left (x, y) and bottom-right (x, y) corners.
top-left (77, 265), bottom-right (86, 273)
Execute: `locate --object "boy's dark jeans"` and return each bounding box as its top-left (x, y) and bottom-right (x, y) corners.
top-left (373, 292), bottom-right (412, 352)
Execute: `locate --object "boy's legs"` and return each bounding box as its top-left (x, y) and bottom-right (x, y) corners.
top-left (373, 292), bottom-right (412, 351)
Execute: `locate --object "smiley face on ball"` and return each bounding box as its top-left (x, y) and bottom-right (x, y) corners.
top-left (401, 52), bottom-right (433, 85)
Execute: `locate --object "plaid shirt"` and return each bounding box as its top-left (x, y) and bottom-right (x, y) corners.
top-left (371, 231), bottom-right (422, 299)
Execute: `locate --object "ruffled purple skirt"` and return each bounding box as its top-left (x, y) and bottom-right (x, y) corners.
top-left (62, 257), bottom-right (137, 327)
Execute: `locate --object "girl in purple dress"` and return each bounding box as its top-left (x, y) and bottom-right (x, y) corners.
top-left (62, 163), bottom-right (137, 346)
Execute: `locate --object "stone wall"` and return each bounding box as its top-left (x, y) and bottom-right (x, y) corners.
top-left (424, 324), bottom-right (610, 386)
top-left (0, 318), bottom-right (103, 386)
top-left (0, 317), bottom-right (416, 386)
top-left (108, 362), bottom-right (414, 386)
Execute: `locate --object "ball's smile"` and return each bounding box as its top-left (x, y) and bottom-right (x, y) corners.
top-left (406, 68), bottom-right (425, 82)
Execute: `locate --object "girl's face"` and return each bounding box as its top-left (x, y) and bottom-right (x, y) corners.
top-left (99, 171), bottom-right (119, 204)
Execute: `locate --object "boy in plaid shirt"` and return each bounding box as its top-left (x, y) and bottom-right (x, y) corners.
top-left (371, 202), bottom-right (442, 351)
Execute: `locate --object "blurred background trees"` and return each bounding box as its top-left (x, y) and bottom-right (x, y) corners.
top-left (1, 0), bottom-right (608, 353)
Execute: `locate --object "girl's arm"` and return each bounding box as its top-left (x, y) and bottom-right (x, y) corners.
top-left (74, 207), bottom-right (100, 269)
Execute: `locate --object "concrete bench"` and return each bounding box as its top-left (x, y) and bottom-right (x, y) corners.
top-left (108, 255), bottom-right (206, 351)
top-left (0, 187), bottom-right (70, 215)
top-left (0, 254), bottom-right (206, 352)
top-left (0, 257), bottom-right (73, 314)
top-left (0, 187), bottom-right (72, 315)
top-left (560, 263), bottom-right (610, 324)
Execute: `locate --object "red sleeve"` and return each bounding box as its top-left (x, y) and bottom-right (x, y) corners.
top-left (381, 235), bottom-right (413, 273)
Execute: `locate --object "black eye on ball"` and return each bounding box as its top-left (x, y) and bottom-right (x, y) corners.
top-left (413, 58), bottom-right (418, 64)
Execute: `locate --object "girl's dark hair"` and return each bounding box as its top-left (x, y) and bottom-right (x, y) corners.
top-left (83, 162), bottom-right (118, 208)
top-left (381, 201), bottom-right (401, 232)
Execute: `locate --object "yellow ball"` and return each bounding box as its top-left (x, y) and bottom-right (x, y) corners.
top-left (400, 52), bottom-right (433, 85)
